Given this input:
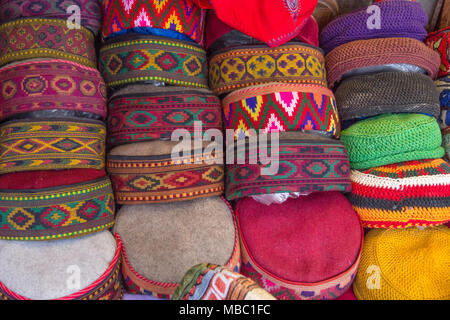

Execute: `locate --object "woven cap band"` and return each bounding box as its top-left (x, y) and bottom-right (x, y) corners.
top-left (222, 82), bottom-right (340, 139)
top-left (349, 159), bottom-right (450, 229)
top-left (102, 0), bottom-right (205, 44)
top-left (107, 142), bottom-right (224, 204)
top-left (108, 86), bottom-right (222, 147)
top-left (0, 59), bottom-right (107, 122)
top-left (320, 0), bottom-right (428, 54)
top-left (99, 34), bottom-right (208, 89)
top-left (335, 72), bottom-right (440, 121)
top-left (341, 114), bottom-right (444, 170)
top-left (426, 27), bottom-right (450, 77)
top-left (0, 18), bottom-right (96, 68)
top-left (0, 118), bottom-right (106, 173)
top-left (326, 37), bottom-right (441, 88)
top-left (209, 43), bottom-right (327, 96)
top-left (0, 176), bottom-right (115, 241)
top-left (0, 0), bottom-right (102, 35)
top-left (225, 132), bottom-right (351, 201)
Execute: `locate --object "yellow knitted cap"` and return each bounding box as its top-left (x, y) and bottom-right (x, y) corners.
top-left (353, 226), bottom-right (450, 300)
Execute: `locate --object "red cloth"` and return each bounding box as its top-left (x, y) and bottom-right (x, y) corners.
top-left (0, 169), bottom-right (106, 189)
top-left (236, 192), bottom-right (363, 283)
top-left (205, 0), bottom-right (318, 47)
top-left (335, 287), bottom-right (358, 300)
top-left (206, 10), bottom-right (319, 49)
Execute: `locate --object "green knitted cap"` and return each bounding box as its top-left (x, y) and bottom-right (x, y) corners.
top-left (341, 113), bottom-right (444, 170)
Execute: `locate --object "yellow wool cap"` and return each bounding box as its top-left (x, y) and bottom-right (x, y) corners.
top-left (353, 226), bottom-right (450, 300)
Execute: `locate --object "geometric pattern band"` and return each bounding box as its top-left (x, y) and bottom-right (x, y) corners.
top-left (0, 59), bottom-right (107, 122)
top-left (0, 176), bottom-right (115, 241)
top-left (107, 152), bottom-right (224, 204)
top-left (0, 18), bottom-right (96, 68)
top-left (99, 35), bottom-right (208, 88)
top-left (209, 43), bottom-right (327, 95)
top-left (108, 89), bottom-right (222, 146)
top-left (102, 0), bottom-right (205, 43)
top-left (226, 137), bottom-right (351, 200)
top-left (0, 119), bottom-right (106, 173)
top-left (223, 83), bottom-right (340, 139)
top-left (0, 237), bottom-right (123, 300)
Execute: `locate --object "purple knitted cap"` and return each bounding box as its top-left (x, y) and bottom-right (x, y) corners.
top-left (320, 0), bottom-right (428, 54)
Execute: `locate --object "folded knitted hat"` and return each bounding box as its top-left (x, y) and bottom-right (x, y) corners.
top-left (349, 159), bottom-right (450, 228)
top-left (0, 118), bottom-right (106, 173)
top-left (206, 10), bottom-right (319, 53)
top-left (0, 231), bottom-right (123, 300)
top-left (320, 0), bottom-right (428, 54)
top-left (426, 27), bottom-right (450, 77)
top-left (108, 85), bottom-right (221, 147)
top-left (0, 18), bottom-right (96, 68)
top-left (114, 197), bottom-right (240, 298)
top-left (341, 114), bottom-right (444, 170)
top-left (353, 226), bottom-right (450, 300)
top-left (237, 192), bottom-right (363, 300)
top-left (222, 82), bottom-right (340, 139)
top-left (335, 72), bottom-right (440, 122)
top-left (326, 37), bottom-right (441, 88)
top-left (102, 0), bottom-right (206, 44)
top-left (172, 263), bottom-right (275, 300)
top-left (99, 34), bottom-right (208, 90)
top-left (107, 140), bottom-right (224, 204)
top-left (0, 169), bottom-right (115, 241)
top-left (313, 0), bottom-right (339, 31)
top-left (226, 132), bottom-right (351, 200)
top-left (0, 59), bottom-right (107, 122)
top-left (0, 0), bottom-right (102, 35)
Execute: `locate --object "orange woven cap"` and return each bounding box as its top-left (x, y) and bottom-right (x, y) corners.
top-left (326, 37), bottom-right (441, 88)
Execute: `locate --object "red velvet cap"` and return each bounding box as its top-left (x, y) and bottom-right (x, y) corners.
top-left (237, 191), bottom-right (363, 300)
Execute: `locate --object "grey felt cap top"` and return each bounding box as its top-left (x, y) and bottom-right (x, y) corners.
top-left (0, 230), bottom-right (117, 300)
top-left (113, 196), bottom-right (237, 283)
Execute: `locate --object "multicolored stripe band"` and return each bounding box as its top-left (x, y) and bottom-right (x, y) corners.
top-left (0, 236), bottom-right (123, 300)
top-left (222, 82), bottom-right (340, 139)
top-left (0, 176), bottom-right (115, 241)
top-left (99, 34), bottom-right (208, 89)
top-left (225, 132), bottom-right (351, 201)
top-left (0, 118), bottom-right (106, 173)
top-left (0, 0), bottom-right (102, 35)
top-left (107, 150), bottom-right (224, 204)
top-left (102, 0), bottom-right (205, 44)
top-left (0, 18), bottom-right (96, 68)
top-left (426, 27), bottom-right (450, 78)
top-left (118, 198), bottom-right (241, 298)
top-left (0, 59), bottom-right (107, 122)
top-left (209, 43), bottom-right (327, 95)
top-left (349, 159), bottom-right (450, 229)
top-left (108, 86), bottom-right (222, 147)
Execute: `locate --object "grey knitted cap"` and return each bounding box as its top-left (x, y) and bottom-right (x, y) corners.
top-left (335, 71), bottom-right (440, 121)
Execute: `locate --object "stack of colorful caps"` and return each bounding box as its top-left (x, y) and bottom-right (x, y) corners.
top-left (206, 2), bottom-right (363, 300)
top-left (0, 0), bottom-right (122, 300)
top-left (100, 0), bottom-right (239, 299)
top-left (321, 0), bottom-right (450, 299)
top-left (426, 27), bottom-right (450, 159)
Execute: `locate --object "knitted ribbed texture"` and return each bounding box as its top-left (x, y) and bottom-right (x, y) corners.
top-left (349, 159), bottom-right (450, 228)
top-left (335, 72), bottom-right (440, 121)
top-left (353, 226), bottom-right (450, 300)
top-left (320, 0), bottom-right (428, 53)
top-left (326, 37), bottom-right (441, 88)
top-left (341, 114), bottom-right (444, 170)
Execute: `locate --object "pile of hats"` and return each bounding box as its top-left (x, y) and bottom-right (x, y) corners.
top-left (206, 1), bottom-right (364, 300)
top-left (321, 0), bottom-right (450, 299)
top-left (100, 0), bottom-right (244, 299)
top-left (0, 0), bottom-right (122, 300)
